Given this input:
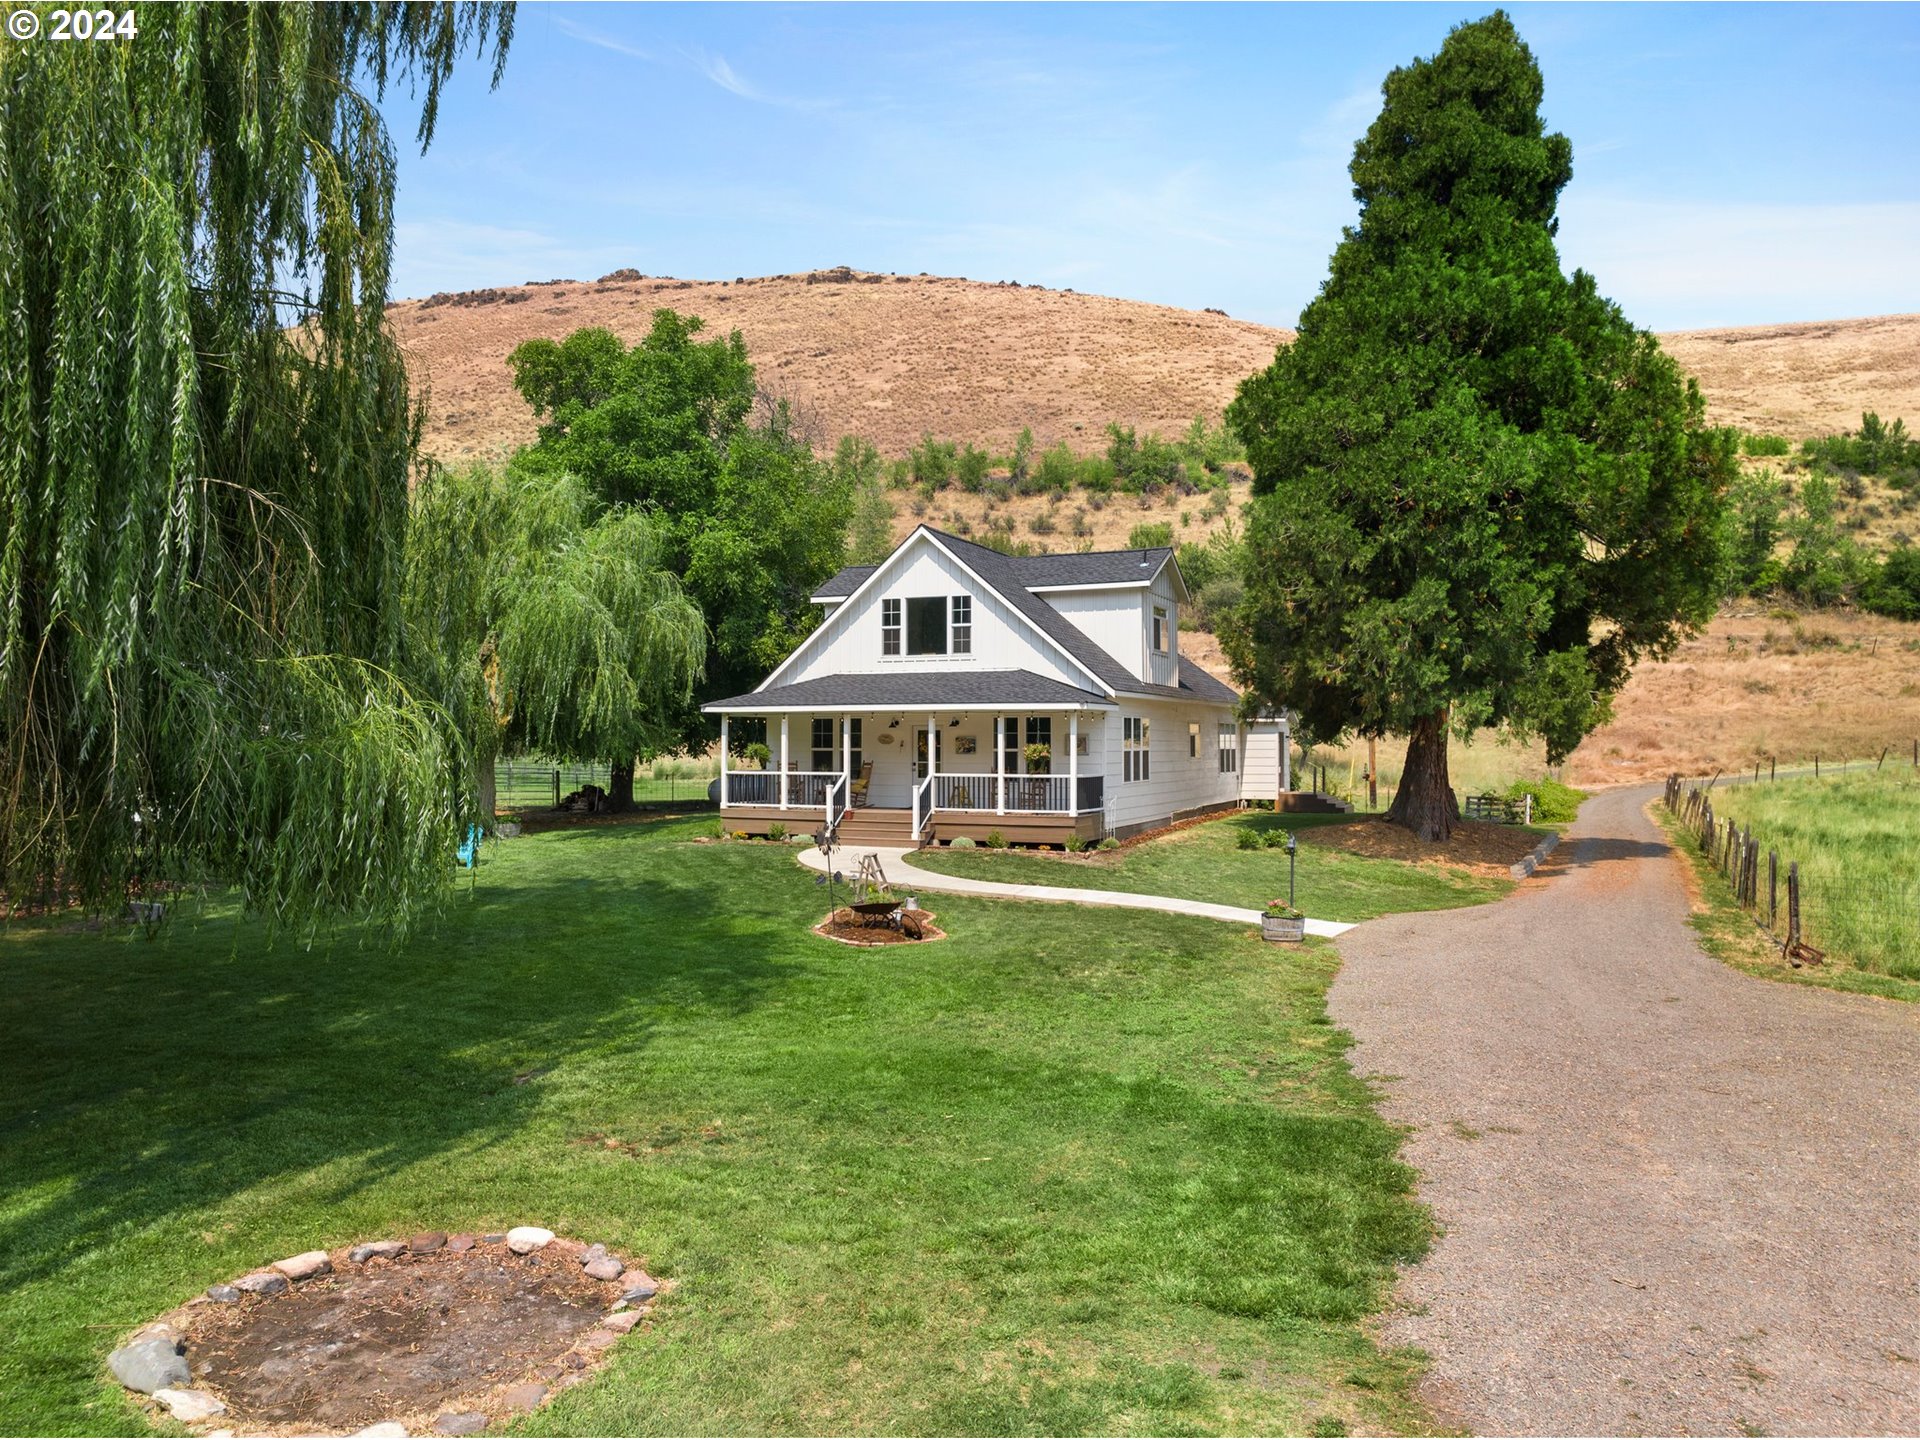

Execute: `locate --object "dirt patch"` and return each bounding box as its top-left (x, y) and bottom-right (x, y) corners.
top-left (1295, 817), bottom-right (1546, 877)
top-left (137, 1235), bottom-right (661, 1435)
top-left (813, 906), bottom-right (944, 946)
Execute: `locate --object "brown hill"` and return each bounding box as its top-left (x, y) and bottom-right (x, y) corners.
top-left (391, 267), bottom-right (1920, 464)
top-left (393, 268), bottom-right (1289, 463)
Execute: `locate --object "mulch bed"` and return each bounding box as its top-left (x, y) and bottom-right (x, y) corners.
top-left (1294, 817), bottom-right (1545, 876)
top-left (813, 907), bottom-right (944, 946)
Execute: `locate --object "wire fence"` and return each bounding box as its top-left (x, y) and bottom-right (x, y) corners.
top-left (1664, 758), bottom-right (1920, 980)
top-left (495, 759), bottom-right (718, 812)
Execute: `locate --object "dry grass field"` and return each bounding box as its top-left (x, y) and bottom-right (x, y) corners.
top-left (392, 268), bottom-right (1920, 465)
top-left (392, 268), bottom-right (1289, 463)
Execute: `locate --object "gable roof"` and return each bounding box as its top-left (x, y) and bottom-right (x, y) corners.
top-left (776, 526), bottom-right (1238, 707)
top-left (810, 548), bottom-right (1176, 600)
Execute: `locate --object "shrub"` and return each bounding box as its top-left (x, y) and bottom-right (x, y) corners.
top-left (1193, 576), bottom-right (1245, 632)
top-left (1029, 511), bottom-right (1056, 535)
top-left (1504, 778), bottom-right (1588, 824)
top-left (1261, 827), bottom-right (1293, 849)
top-left (1862, 545), bottom-right (1920, 619)
top-left (985, 830), bottom-right (1007, 849)
top-left (1128, 520), bottom-right (1174, 550)
top-left (956, 442), bottom-right (992, 493)
top-left (1036, 442), bottom-right (1079, 495)
top-left (1096, 836), bottom-right (1119, 851)
top-left (1742, 431), bottom-right (1792, 457)
top-left (1063, 832), bottom-right (1087, 853)
top-left (910, 433), bottom-right (956, 491)
top-left (1070, 507), bottom-right (1093, 537)
top-left (1009, 426), bottom-right (1035, 485)
top-left (766, 821), bottom-right (787, 843)
top-left (949, 835), bottom-right (977, 848)
top-left (1235, 828), bottom-right (1262, 851)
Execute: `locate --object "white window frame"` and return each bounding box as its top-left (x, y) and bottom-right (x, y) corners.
top-left (1123, 715), bottom-right (1150, 783)
top-left (1217, 724), bottom-right (1237, 774)
top-left (881, 598), bottom-right (902, 656)
top-left (951, 594), bottom-right (972, 655)
top-left (1188, 721), bottom-right (1200, 759)
top-left (1152, 605), bottom-right (1169, 653)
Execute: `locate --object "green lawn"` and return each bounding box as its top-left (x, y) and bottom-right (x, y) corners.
top-left (1669, 768), bottom-right (1920, 985)
top-left (911, 812), bottom-right (1516, 921)
top-left (0, 816), bottom-right (1435, 1436)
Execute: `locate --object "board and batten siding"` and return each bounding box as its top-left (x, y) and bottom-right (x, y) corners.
top-left (1145, 567), bottom-right (1183, 690)
top-left (778, 539), bottom-right (1096, 692)
top-left (1101, 697), bottom-right (1241, 834)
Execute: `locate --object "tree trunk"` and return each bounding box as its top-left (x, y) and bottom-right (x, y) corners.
top-left (476, 757), bottom-right (497, 834)
top-left (608, 760), bottom-right (636, 812)
top-left (1384, 711), bottom-right (1459, 842)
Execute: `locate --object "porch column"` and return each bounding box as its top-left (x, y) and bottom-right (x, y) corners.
top-left (1280, 717), bottom-right (1292, 793)
top-left (779, 715), bottom-right (790, 810)
top-left (995, 713), bottom-right (1005, 814)
top-left (1068, 711), bottom-right (1079, 815)
top-left (719, 714), bottom-right (729, 807)
top-left (842, 714), bottom-right (851, 802)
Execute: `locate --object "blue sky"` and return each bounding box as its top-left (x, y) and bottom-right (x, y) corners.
top-left (381, 2), bottom-right (1920, 331)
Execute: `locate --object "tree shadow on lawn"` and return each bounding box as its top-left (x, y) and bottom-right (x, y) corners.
top-left (0, 859), bottom-right (808, 1298)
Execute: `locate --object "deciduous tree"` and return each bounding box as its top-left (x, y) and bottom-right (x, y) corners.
top-left (0, 3), bottom-right (512, 923)
top-left (1224, 11), bottom-right (1733, 840)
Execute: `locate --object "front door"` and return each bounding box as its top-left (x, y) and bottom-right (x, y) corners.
top-left (915, 728), bottom-right (942, 780)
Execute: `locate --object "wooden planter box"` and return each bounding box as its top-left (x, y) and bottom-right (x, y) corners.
top-left (1261, 914), bottom-right (1306, 943)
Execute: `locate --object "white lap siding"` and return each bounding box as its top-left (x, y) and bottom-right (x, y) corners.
top-left (1103, 697), bottom-right (1241, 835)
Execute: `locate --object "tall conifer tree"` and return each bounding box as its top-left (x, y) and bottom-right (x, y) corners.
top-left (1226, 12), bottom-right (1734, 839)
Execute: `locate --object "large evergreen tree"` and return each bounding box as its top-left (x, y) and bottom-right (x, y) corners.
top-left (1224, 11), bottom-right (1734, 840)
top-left (0, 4), bottom-right (512, 922)
top-left (508, 312), bottom-right (852, 788)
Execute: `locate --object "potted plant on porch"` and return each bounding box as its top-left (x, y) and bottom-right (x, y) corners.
top-left (1261, 899), bottom-right (1306, 944)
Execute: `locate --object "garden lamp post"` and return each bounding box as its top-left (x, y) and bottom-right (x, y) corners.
top-left (1285, 830), bottom-right (1297, 911)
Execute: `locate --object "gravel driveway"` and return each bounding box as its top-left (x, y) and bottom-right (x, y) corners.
top-left (1329, 783), bottom-right (1920, 1436)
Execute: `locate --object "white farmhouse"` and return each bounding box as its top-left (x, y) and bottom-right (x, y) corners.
top-left (704, 526), bottom-right (1287, 847)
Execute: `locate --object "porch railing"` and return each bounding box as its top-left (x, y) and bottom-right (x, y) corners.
top-left (723, 769), bottom-right (844, 808)
top-left (930, 773), bottom-right (1099, 814)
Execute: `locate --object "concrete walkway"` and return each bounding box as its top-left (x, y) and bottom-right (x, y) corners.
top-left (795, 844), bottom-right (1355, 937)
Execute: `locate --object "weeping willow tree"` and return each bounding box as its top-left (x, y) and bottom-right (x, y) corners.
top-left (403, 467), bottom-right (707, 821)
top-left (0, 4), bottom-right (513, 925)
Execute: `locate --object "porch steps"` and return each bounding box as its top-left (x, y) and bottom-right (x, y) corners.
top-left (832, 807), bottom-right (918, 847)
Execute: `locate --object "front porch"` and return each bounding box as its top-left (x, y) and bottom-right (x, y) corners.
top-left (716, 706), bottom-right (1109, 847)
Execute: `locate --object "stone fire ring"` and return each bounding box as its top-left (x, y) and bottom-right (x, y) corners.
top-left (109, 1227), bottom-right (668, 1437)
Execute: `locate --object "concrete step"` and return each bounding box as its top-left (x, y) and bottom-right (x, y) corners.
top-left (1276, 792), bottom-right (1352, 814)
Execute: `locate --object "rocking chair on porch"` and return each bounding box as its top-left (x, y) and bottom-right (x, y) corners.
top-left (848, 760), bottom-right (874, 808)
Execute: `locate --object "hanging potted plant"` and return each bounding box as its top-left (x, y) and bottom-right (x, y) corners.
top-left (741, 742), bottom-right (772, 771)
top-left (1261, 899), bottom-right (1306, 944)
top-left (1023, 742), bottom-right (1052, 774)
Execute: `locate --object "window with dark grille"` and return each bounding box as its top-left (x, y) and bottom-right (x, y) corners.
top-left (1123, 716), bottom-right (1150, 782)
top-left (951, 595), bottom-right (972, 654)
top-left (881, 598), bottom-right (901, 656)
top-left (1218, 724), bottom-right (1237, 774)
top-left (848, 719), bottom-right (863, 780)
top-left (811, 717), bottom-right (834, 771)
top-left (906, 596), bottom-right (947, 655)
top-left (1189, 722), bottom-right (1199, 759)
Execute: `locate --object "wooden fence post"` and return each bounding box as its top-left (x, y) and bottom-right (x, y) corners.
top-left (1879, 745), bottom-right (1890, 771)
top-left (1787, 862), bottom-right (1801, 951)
top-left (1768, 849), bottom-right (1778, 930)
top-left (1770, 756), bottom-right (1775, 782)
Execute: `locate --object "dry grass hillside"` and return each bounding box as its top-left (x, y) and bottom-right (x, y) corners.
top-left (393, 267), bottom-right (1920, 464)
top-left (392, 268), bottom-right (1289, 463)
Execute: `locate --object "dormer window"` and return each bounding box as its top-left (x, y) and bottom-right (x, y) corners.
top-left (1152, 605), bottom-right (1170, 653)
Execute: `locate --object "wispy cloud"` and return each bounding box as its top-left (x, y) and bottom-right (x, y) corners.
top-left (550, 13), bottom-right (655, 63)
top-left (680, 46), bottom-right (831, 111)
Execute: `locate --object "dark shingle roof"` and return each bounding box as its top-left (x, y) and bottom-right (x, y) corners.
top-left (705, 670), bottom-right (1111, 712)
top-left (811, 564), bottom-right (877, 599)
top-left (799, 528), bottom-right (1237, 706)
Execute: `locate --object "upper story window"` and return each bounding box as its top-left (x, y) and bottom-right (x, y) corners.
top-left (1152, 605), bottom-right (1170, 653)
top-left (1188, 722), bottom-right (1200, 759)
top-left (881, 599), bottom-right (902, 656)
top-left (907, 596), bottom-right (948, 655)
top-left (951, 595), bottom-right (972, 654)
